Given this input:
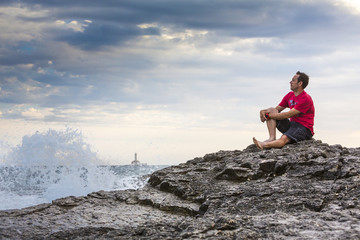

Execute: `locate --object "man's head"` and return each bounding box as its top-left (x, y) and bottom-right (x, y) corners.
top-left (290, 71), bottom-right (309, 91)
top-left (296, 71), bottom-right (309, 89)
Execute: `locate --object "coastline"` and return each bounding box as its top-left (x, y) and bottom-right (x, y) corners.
top-left (1, 139), bottom-right (359, 239)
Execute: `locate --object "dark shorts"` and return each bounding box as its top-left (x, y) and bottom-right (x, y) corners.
top-left (276, 119), bottom-right (313, 143)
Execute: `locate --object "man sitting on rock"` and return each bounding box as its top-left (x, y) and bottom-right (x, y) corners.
top-left (253, 71), bottom-right (315, 150)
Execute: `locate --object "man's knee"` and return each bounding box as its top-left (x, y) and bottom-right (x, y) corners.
top-left (267, 107), bottom-right (279, 113)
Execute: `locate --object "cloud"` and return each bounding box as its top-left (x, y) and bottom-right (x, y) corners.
top-left (53, 21), bottom-right (160, 51)
top-left (1, 0), bottom-right (360, 123)
top-left (20, 107), bottom-right (54, 120)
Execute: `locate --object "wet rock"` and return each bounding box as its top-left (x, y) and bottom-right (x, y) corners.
top-left (1, 139), bottom-right (360, 239)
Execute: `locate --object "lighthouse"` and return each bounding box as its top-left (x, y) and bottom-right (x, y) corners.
top-left (131, 153), bottom-right (141, 165)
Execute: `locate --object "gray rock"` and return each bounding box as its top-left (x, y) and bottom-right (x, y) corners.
top-left (1, 139), bottom-right (360, 239)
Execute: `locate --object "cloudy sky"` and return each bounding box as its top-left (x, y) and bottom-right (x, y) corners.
top-left (1, 0), bottom-right (360, 165)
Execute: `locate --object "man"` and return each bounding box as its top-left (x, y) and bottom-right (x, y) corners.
top-left (253, 71), bottom-right (315, 150)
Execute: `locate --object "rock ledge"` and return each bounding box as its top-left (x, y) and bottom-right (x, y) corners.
top-left (1, 140), bottom-right (360, 239)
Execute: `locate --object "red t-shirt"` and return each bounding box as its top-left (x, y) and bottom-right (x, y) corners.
top-left (279, 91), bottom-right (315, 135)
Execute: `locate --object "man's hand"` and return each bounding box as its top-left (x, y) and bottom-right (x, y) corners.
top-left (260, 110), bottom-right (268, 123)
top-left (265, 113), bottom-right (270, 120)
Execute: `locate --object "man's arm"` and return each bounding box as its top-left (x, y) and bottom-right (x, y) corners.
top-left (268, 108), bottom-right (301, 120)
top-left (260, 106), bottom-right (285, 122)
top-left (275, 106), bottom-right (285, 113)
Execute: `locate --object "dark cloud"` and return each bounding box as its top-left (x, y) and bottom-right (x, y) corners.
top-left (11, 1), bottom-right (348, 39)
top-left (0, 41), bottom-right (50, 67)
top-left (4, 0), bottom-right (360, 52)
top-left (54, 22), bottom-right (160, 51)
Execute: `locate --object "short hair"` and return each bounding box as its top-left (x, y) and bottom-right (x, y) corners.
top-left (296, 71), bottom-right (309, 89)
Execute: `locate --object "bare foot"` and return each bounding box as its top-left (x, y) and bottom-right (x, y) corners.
top-left (253, 137), bottom-right (264, 150)
top-left (264, 138), bottom-right (275, 143)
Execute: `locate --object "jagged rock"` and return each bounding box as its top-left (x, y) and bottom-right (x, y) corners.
top-left (1, 139), bottom-right (360, 239)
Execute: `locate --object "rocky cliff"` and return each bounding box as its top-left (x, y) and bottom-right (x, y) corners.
top-left (1, 140), bottom-right (360, 239)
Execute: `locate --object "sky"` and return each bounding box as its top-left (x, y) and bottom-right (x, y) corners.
top-left (1, 0), bottom-right (360, 165)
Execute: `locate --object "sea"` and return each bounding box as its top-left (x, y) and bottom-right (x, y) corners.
top-left (0, 128), bottom-right (167, 211)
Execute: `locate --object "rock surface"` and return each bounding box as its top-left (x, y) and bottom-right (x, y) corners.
top-left (1, 140), bottom-right (360, 239)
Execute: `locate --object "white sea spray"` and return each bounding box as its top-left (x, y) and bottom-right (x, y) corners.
top-left (0, 128), bottom-right (166, 210)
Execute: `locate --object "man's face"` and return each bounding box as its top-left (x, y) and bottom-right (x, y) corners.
top-left (290, 74), bottom-right (301, 91)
